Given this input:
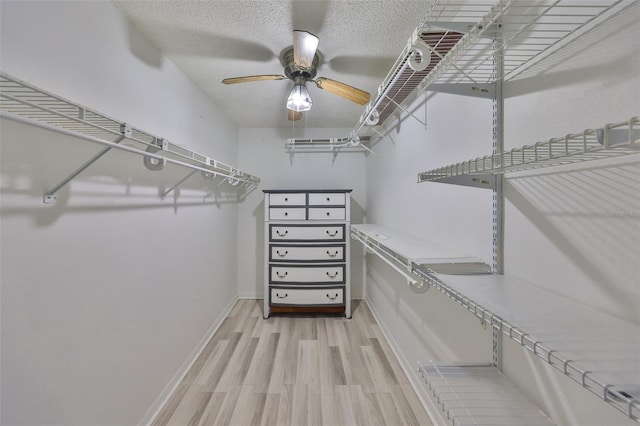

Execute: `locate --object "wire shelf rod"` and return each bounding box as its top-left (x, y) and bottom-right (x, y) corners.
top-left (351, 233), bottom-right (421, 290)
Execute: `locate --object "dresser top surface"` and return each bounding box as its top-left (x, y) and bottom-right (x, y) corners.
top-left (263, 189), bottom-right (352, 194)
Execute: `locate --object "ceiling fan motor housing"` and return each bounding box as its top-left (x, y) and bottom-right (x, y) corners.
top-left (280, 46), bottom-right (322, 81)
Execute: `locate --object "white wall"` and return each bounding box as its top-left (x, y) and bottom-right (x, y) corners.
top-left (363, 2), bottom-right (639, 426)
top-left (236, 127), bottom-right (367, 300)
top-left (1, 2), bottom-right (243, 425)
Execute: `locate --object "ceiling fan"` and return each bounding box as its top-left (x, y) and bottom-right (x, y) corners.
top-left (222, 30), bottom-right (371, 121)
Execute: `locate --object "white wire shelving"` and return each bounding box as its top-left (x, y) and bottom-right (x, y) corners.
top-left (0, 72), bottom-right (260, 203)
top-left (352, 225), bottom-right (640, 423)
top-left (414, 272), bottom-right (640, 423)
top-left (418, 117), bottom-right (640, 187)
top-left (350, 0), bottom-right (626, 144)
top-left (284, 136), bottom-right (372, 158)
top-left (419, 363), bottom-right (554, 425)
top-left (351, 224), bottom-right (491, 292)
top-left (287, 0), bottom-right (627, 155)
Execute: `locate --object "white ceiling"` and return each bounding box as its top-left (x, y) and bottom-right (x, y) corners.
top-left (113, 1), bottom-right (431, 128)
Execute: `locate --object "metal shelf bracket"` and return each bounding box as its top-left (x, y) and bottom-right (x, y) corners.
top-left (428, 83), bottom-right (494, 99)
top-left (43, 124), bottom-right (131, 204)
top-left (419, 174), bottom-right (496, 189)
top-left (160, 169), bottom-right (198, 199)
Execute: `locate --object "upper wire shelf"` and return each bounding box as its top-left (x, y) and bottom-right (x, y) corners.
top-left (350, 0), bottom-right (626, 142)
top-left (0, 72), bottom-right (260, 200)
top-left (418, 116), bottom-right (640, 187)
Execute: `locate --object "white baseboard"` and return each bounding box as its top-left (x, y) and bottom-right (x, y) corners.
top-left (138, 296), bottom-right (239, 426)
top-left (237, 292), bottom-right (261, 299)
top-left (363, 297), bottom-right (445, 426)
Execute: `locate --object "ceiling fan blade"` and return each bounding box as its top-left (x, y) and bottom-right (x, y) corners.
top-left (314, 77), bottom-right (371, 105)
top-left (293, 30), bottom-right (319, 69)
top-left (221, 74), bottom-right (286, 84)
top-left (288, 110), bottom-right (303, 121)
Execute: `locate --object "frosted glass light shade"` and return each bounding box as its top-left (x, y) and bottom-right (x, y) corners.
top-left (286, 81), bottom-right (312, 112)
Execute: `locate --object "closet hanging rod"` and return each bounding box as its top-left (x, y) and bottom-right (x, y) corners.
top-left (1, 110), bottom-right (257, 185)
top-left (351, 232), bottom-right (423, 291)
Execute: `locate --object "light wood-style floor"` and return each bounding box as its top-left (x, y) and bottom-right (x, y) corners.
top-left (152, 299), bottom-right (432, 426)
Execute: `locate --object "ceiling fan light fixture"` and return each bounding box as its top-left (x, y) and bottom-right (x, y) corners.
top-left (286, 77), bottom-right (312, 112)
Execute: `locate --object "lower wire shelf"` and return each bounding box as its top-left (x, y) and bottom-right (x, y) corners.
top-left (419, 363), bottom-right (554, 425)
top-left (415, 271), bottom-right (640, 423)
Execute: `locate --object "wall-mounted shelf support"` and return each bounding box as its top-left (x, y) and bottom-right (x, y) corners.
top-left (419, 174), bottom-right (496, 189)
top-left (382, 94), bottom-right (427, 127)
top-left (43, 132), bottom-right (127, 204)
top-left (160, 169), bottom-right (198, 199)
top-left (427, 83), bottom-right (494, 99)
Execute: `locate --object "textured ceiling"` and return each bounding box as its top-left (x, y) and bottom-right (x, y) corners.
top-left (113, 1), bottom-right (431, 128)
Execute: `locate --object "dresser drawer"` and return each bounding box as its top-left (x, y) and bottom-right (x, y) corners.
top-left (270, 265), bottom-right (345, 284)
top-left (269, 207), bottom-right (306, 220)
top-left (269, 224), bottom-right (345, 242)
top-left (308, 193), bottom-right (346, 206)
top-left (269, 193), bottom-right (306, 206)
top-left (270, 244), bottom-right (345, 262)
top-left (270, 287), bottom-right (344, 306)
top-left (308, 207), bottom-right (346, 220)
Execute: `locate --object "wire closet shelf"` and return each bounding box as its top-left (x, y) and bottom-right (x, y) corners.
top-left (350, 225), bottom-right (640, 423)
top-left (419, 363), bottom-right (555, 425)
top-left (418, 116), bottom-right (640, 185)
top-left (0, 72), bottom-right (260, 201)
top-left (288, 0), bottom-right (627, 154)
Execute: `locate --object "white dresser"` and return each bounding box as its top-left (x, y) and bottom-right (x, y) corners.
top-left (263, 189), bottom-right (352, 319)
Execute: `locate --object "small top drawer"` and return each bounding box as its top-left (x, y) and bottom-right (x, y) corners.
top-left (309, 193), bottom-right (346, 206)
top-left (269, 193), bottom-right (306, 206)
top-left (269, 207), bottom-right (306, 220)
top-left (308, 208), bottom-right (346, 220)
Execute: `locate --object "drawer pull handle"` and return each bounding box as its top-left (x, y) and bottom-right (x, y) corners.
top-left (275, 292), bottom-right (288, 299)
top-left (276, 230), bottom-right (289, 237)
top-left (326, 271), bottom-right (339, 279)
top-left (284, 212), bottom-right (288, 216)
top-left (326, 212), bottom-right (330, 216)
top-left (326, 293), bottom-right (339, 301)
top-left (326, 250), bottom-right (339, 257)
top-left (285, 197), bottom-right (288, 202)
top-left (276, 271), bottom-right (288, 278)
top-left (326, 230), bottom-right (339, 237)
top-left (326, 197), bottom-right (330, 202)
top-left (276, 250), bottom-right (289, 257)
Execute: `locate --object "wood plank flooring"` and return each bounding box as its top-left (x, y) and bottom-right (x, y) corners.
top-left (152, 299), bottom-right (432, 426)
